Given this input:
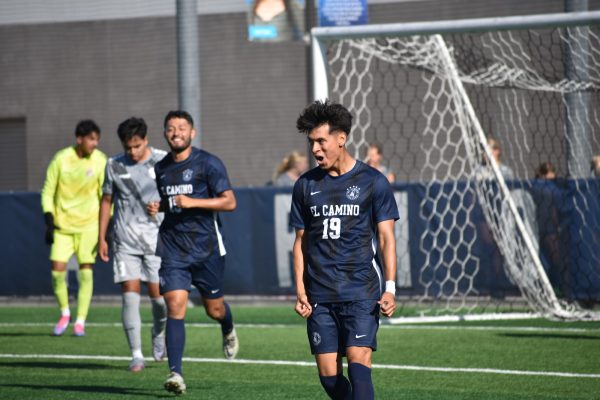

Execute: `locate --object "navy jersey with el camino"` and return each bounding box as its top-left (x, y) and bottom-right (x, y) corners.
top-left (290, 160), bottom-right (399, 303)
top-left (154, 147), bottom-right (231, 262)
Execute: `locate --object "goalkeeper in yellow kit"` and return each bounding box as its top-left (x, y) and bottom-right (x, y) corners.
top-left (41, 120), bottom-right (107, 337)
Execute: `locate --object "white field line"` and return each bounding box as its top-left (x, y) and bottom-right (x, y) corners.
top-left (385, 313), bottom-right (540, 323)
top-left (0, 353), bottom-right (598, 379)
top-left (0, 322), bottom-right (598, 334)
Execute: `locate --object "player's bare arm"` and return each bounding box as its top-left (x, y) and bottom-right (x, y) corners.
top-left (172, 189), bottom-right (236, 212)
top-left (377, 219), bottom-right (397, 317)
top-left (293, 229), bottom-right (312, 318)
top-left (98, 194), bottom-right (113, 262)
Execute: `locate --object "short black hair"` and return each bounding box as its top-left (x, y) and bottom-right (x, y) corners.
top-left (117, 117), bottom-right (147, 143)
top-left (164, 110), bottom-right (194, 129)
top-left (75, 119), bottom-right (100, 137)
top-left (296, 100), bottom-right (352, 137)
top-left (535, 161), bottom-right (556, 178)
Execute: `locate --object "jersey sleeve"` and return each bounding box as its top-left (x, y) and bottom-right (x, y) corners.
top-left (372, 174), bottom-right (399, 223)
top-left (102, 158), bottom-right (114, 196)
top-left (41, 153), bottom-right (60, 214)
top-left (96, 151), bottom-right (107, 200)
top-left (290, 178), bottom-right (306, 230)
top-left (206, 155), bottom-right (232, 195)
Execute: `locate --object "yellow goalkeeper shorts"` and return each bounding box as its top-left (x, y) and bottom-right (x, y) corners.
top-left (50, 228), bottom-right (99, 264)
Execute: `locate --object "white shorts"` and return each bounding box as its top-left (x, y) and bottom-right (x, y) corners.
top-left (113, 252), bottom-right (161, 284)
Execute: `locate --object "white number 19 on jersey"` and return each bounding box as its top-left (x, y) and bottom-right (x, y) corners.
top-left (322, 217), bottom-right (341, 239)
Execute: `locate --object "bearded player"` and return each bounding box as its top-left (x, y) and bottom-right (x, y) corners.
top-left (148, 110), bottom-right (239, 395)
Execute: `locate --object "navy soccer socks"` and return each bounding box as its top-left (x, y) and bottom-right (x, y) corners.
top-left (348, 363), bottom-right (374, 400)
top-left (219, 302), bottom-right (234, 336)
top-left (166, 318), bottom-right (185, 375)
top-left (319, 374), bottom-right (352, 399)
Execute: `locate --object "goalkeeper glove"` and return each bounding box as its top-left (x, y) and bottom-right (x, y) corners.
top-left (44, 212), bottom-right (57, 245)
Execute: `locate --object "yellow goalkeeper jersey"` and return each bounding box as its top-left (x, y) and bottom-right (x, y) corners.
top-left (41, 146), bottom-right (107, 233)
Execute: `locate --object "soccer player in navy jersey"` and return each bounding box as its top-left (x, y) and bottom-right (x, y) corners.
top-left (147, 110), bottom-right (239, 395)
top-left (291, 100), bottom-right (398, 400)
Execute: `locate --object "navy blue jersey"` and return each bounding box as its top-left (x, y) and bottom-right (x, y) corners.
top-left (290, 160), bottom-right (399, 303)
top-left (154, 147), bottom-right (231, 262)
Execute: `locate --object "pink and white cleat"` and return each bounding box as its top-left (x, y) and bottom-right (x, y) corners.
top-left (53, 316), bottom-right (70, 336)
top-left (73, 322), bottom-right (85, 337)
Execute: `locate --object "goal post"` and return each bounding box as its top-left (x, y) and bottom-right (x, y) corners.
top-left (311, 11), bottom-right (600, 320)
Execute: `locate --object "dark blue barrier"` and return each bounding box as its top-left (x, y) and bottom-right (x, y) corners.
top-left (0, 192), bottom-right (114, 296)
top-left (1, 181), bottom-right (599, 300)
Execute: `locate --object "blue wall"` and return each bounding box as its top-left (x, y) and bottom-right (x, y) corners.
top-left (1, 181), bottom-right (599, 300)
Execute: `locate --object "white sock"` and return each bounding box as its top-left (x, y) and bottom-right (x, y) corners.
top-left (122, 292), bottom-right (142, 355)
top-left (150, 297), bottom-right (167, 337)
top-left (132, 349), bottom-right (144, 360)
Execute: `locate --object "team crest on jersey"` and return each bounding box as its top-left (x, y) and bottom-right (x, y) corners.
top-left (346, 185), bottom-right (360, 201)
top-left (86, 168), bottom-right (94, 177)
top-left (312, 332), bottom-right (321, 346)
top-left (182, 169), bottom-right (193, 181)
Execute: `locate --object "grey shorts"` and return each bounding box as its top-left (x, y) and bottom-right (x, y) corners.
top-left (113, 252), bottom-right (161, 284)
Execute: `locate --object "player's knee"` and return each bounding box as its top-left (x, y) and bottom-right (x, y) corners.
top-left (165, 298), bottom-right (186, 318)
top-left (206, 306), bottom-right (225, 320)
top-left (205, 304), bottom-right (225, 320)
top-left (346, 347), bottom-right (372, 367)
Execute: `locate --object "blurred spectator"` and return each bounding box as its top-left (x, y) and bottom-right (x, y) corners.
top-left (366, 143), bottom-right (395, 183)
top-left (532, 161), bottom-right (570, 298)
top-left (535, 161), bottom-right (556, 179)
top-left (475, 136), bottom-right (520, 299)
top-left (247, 0), bottom-right (304, 42)
top-left (273, 151), bottom-right (308, 186)
top-left (487, 137), bottom-right (514, 180)
top-left (591, 155), bottom-right (600, 177)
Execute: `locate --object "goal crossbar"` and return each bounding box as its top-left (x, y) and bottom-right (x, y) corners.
top-left (312, 11), bottom-right (600, 102)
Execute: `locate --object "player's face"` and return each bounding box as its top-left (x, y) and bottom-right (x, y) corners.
top-left (76, 131), bottom-right (100, 157)
top-left (122, 135), bottom-right (149, 163)
top-left (307, 124), bottom-right (346, 170)
top-left (164, 117), bottom-right (195, 153)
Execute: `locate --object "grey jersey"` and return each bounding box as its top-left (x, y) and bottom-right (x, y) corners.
top-left (103, 147), bottom-right (167, 255)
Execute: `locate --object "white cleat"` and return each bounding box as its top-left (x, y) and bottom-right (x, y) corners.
top-left (164, 372), bottom-right (186, 395)
top-left (223, 327), bottom-right (239, 360)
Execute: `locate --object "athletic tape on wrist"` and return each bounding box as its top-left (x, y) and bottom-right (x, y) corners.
top-left (385, 280), bottom-right (396, 296)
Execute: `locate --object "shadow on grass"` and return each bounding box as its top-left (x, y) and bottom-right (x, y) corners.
top-left (0, 383), bottom-right (167, 397)
top-left (0, 332), bottom-right (59, 337)
top-left (0, 360), bottom-right (121, 370)
top-left (498, 332), bottom-right (600, 340)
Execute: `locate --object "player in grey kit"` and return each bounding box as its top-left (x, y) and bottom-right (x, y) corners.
top-left (98, 117), bottom-right (168, 372)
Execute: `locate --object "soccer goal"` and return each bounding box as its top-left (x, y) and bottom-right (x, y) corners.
top-left (311, 11), bottom-right (600, 321)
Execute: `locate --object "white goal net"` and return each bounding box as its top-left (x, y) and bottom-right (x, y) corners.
top-left (312, 12), bottom-right (600, 320)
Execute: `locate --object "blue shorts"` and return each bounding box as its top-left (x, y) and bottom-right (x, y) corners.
top-left (159, 255), bottom-right (225, 299)
top-left (307, 300), bottom-right (380, 355)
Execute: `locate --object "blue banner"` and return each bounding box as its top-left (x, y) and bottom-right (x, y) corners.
top-left (318, 0), bottom-right (368, 27)
top-left (0, 181), bottom-right (598, 301)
